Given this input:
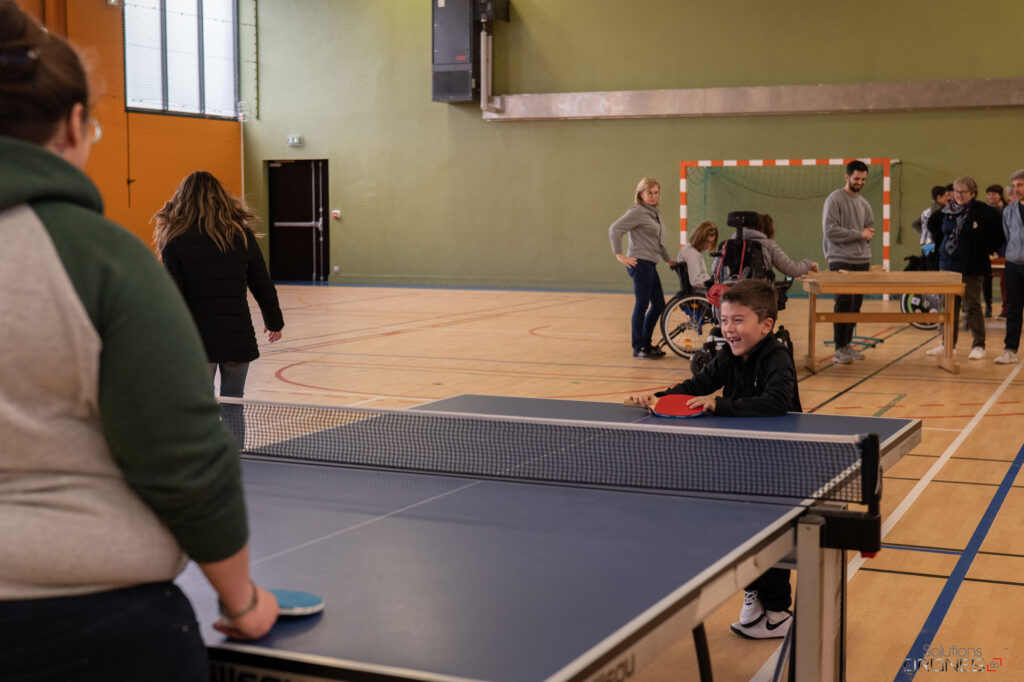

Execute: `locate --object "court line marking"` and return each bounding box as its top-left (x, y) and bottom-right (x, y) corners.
top-left (892, 443), bottom-right (1024, 681)
top-left (753, 359), bottom-right (1024, 682)
top-left (849, 358), bottom-right (1024, 577)
top-left (251, 480), bottom-right (482, 565)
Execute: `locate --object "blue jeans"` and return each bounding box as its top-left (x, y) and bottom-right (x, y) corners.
top-left (0, 582), bottom-right (208, 681)
top-left (1004, 261), bottom-right (1024, 352)
top-left (210, 362), bottom-right (249, 448)
top-left (626, 260), bottom-right (666, 351)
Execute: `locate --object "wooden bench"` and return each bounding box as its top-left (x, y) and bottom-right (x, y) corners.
top-left (801, 270), bottom-right (965, 373)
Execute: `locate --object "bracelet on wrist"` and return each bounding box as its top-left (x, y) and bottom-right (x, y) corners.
top-left (218, 580), bottom-right (258, 619)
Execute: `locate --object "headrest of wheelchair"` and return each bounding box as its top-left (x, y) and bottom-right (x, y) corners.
top-left (726, 211), bottom-right (759, 228)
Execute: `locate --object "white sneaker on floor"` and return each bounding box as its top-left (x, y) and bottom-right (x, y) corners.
top-left (968, 346), bottom-right (986, 360)
top-left (994, 349), bottom-right (1018, 365)
top-left (833, 346), bottom-right (854, 364)
top-left (925, 344), bottom-right (945, 356)
top-left (738, 590), bottom-right (762, 626)
top-left (730, 609), bottom-right (792, 639)
top-left (848, 346), bottom-right (865, 360)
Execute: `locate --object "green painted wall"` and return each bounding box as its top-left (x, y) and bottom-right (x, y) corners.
top-left (242, 0), bottom-right (1024, 291)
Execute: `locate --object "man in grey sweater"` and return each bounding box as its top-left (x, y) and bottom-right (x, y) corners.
top-left (822, 160), bottom-right (875, 365)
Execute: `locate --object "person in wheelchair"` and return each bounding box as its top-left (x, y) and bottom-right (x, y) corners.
top-left (738, 213), bottom-right (820, 281)
top-left (688, 212), bottom-right (815, 374)
top-left (676, 220), bottom-right (719, 296)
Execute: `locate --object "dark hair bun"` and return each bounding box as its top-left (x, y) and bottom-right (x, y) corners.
top-left (0, 0), bottom-right (45, 81)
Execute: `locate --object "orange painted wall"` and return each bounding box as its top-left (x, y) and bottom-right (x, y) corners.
top-left (16, 0), bottom-right (242, 249)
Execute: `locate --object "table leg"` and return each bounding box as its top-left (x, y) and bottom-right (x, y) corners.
top-left (795, 514), bottom-right (844, 681)
top-left (805, 292), bottom-right (818, 373)
top-left (938, 293), bottom-right (960, 373)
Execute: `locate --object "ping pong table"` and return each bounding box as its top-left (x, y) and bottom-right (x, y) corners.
top-left (177, 395), bottom-right (920, 682)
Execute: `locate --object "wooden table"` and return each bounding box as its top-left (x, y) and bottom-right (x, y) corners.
top-left (801, 270), bottom-right (965, 374)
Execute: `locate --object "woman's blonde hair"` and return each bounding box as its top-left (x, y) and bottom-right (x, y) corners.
top-left (634, 177), bottom-right (660, 204)
top-left (153, 170), bottom-right (259, 256)
top-left (689, 221), bottom-right (718, 250)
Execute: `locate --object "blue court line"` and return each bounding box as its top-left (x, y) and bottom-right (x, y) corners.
top-left (893, 443), bottom-right (1024, 681)
top-left (881, 544), bottom-right (962, 557)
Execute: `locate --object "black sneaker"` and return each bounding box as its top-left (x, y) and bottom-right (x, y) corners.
top-left (634, 347), bottom-right (663, 359)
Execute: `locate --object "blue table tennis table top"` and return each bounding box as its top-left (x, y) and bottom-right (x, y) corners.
top-left (178, 395), bottom-right (920, 682)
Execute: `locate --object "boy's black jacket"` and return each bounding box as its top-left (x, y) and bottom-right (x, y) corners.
top-left (657, 334), bottom-right (801, 416)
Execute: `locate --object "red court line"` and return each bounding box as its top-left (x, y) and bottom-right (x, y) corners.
top-left (271, 357), bottom-right (678, 393)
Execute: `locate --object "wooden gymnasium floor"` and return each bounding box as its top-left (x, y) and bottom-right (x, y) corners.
top-left (238, 284), bottom-right (1024, 681)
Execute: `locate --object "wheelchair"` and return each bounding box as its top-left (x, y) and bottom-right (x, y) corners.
top-left (686, 277), bottom-right (795, 375)
top-left (898, 244), bottom-right (941, 331)
top-left (675, 211), bottom-right (796, 375)
top-left (656, 263), bottom-right (715, 359)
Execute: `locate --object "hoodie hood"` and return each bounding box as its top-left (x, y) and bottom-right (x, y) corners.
top-left (0, 135), bottom-right (103, 215)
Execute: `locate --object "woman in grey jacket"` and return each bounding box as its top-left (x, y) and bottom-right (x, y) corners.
top-left (608, 177), bottom-right (677, 358)
top-left (745, 214), bottom-right (820, 278)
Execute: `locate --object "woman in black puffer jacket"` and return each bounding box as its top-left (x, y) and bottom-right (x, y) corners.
top-left (154, 170), bottom-right (284, 399)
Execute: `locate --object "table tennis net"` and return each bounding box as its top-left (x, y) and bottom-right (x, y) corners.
top-left (221, 400), bottom-right (880, 505)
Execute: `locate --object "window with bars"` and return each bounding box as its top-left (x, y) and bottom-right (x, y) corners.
top-left (124, 0), bottom-right (238, 118)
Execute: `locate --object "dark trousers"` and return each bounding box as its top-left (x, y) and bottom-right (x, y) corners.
top-left (626, 260), bottom-right (666, 351)
top-left (1004, 261), bottom-right (1024, 352)
top-left (0, 582), bottom-right (208, 682)
top-left (828, 261), bottom-right (870, 348)
top-left (746, 568), bottom-right (792, 612)
top-left (951, 274), bottom-right (985, 348)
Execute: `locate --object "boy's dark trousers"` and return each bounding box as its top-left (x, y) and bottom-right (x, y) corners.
top-left (747, 568), bottom-right (792, 612)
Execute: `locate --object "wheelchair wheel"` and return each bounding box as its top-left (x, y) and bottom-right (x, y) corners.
top-left (660, 295), bottom-right (715, 358)
top-left (689, 348), bottom-right (714, 375)
top-left (900, 292), bottom-right (941, 330)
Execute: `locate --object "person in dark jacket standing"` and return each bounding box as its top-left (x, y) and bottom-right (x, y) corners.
top-left (926, 176), bottom-right (1005, 360)
top-left (609, 177), bottom-right (677, 359)
top-left (155, 171), bottom-right (284, 398)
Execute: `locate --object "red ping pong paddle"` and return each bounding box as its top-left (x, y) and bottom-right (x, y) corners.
top-left (624, 394), bottom-right (705, 418)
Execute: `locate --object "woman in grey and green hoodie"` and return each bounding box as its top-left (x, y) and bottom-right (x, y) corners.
top-left (0, 2), bottom-right (278, 678)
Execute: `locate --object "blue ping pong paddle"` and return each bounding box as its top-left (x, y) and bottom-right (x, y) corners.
top-left (625, 394), bottom-right (705, 419)
top-left (270, 589), bottom-right (325, 617)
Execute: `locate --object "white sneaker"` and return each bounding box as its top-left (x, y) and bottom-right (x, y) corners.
top-left (925, 344), bottom-right (945, 356)
top-left (730, 609), bottom-right (792, 639)
top-left (832, 346), bottom-right (854, 364)
top-left (738, 590), bottom-right (763, 625)
top-left (968, 346), bottom-right (986, 360)
top-left (994, 349), bottom-right (1018, 365)
top-left (848, 346), bottom-right (865, 360)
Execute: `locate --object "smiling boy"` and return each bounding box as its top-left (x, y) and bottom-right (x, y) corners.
top-left (629, 278), bottom-right (800, 417)
top-left (626, 278), bottom-right (800, 638)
